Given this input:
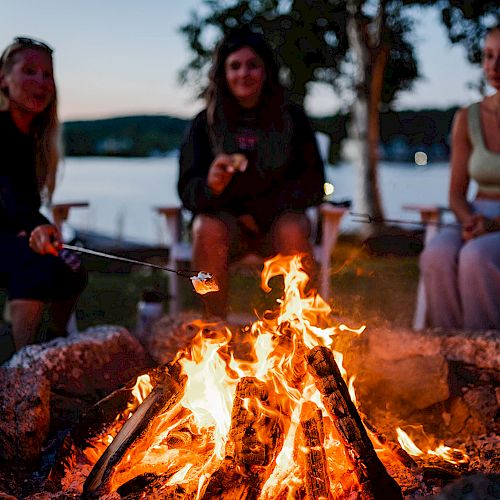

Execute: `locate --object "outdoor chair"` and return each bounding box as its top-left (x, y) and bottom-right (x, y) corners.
top-left (155, 203), bottom-right (348, 315)
top-left (403, 204), bottom-right (450, 330)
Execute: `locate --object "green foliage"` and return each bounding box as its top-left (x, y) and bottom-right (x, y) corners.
top-left (59, 106), bottom-right (458, 162)
top-left (63, 115), bottom-right (189, 157)
top-left (439, 1), bottom-right (500, 63)
top-left (179, 0), bottom-right (423, 108)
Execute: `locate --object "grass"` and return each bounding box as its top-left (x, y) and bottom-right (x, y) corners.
top-left (74, 235), bottom-right (420, 332)
top-left (1, 235), bottom-right (421, 339)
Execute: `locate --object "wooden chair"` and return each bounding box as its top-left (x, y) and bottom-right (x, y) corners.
top-left (403, 204), bottom-right (450, 330)
top-left (155, 203), bottom-right (348, 314)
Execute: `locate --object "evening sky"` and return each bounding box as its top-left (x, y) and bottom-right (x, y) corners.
top-left (1, 0), bottom-right (485, 121)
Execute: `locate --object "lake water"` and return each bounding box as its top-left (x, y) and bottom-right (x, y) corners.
top-left (51, 156), bottom-right (469, 246)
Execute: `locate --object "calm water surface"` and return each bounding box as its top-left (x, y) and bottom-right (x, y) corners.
top-left (52, 156), bottom-right (471, 245)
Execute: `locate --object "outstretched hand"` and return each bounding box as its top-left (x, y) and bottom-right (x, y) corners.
top-left (29, 224), bottom-right (61, 256)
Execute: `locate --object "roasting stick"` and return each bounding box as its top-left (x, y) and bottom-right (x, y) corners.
top-left (61, 244), bottom-right (219, 294)
top-left (350, 212), bottom-right (462, 229)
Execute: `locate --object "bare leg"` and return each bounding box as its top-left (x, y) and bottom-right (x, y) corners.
top-left (272, 211), bottom-right (313, 254)
top-left (10, 299), bottom-right (45, 351)
top-left (192, 214), bottom-right (230, 318)
top-left (271, 211), bottom-right (317, 285)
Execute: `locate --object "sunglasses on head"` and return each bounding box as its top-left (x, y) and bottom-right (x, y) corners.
top-left (13, 36), bottom-right (54, 55)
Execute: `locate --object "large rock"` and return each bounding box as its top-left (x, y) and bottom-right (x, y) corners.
top-left (0, 326), bottom-right (150, 462)
top-left (0, 367), bottom-right (50, 462)
top-left (352, 327), bottom-right (449, 414)
top-left (438, 329), bottom-right (499, 371)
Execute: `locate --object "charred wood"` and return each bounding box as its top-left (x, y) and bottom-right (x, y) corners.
top-left (300, 401), bottom-right (332, 500)
top-left (46, 365), bottom-right (165, 491)
top-left (361, 417), bottom-right (418, 470)
top-left (201, 377), bottom-right (284, 499)
top-left (306, 346), bottom-right (403, 499)
top-left (83, 365), bottom-right (185, 497)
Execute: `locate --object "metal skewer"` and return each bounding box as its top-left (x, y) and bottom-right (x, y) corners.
top-left (349, 212), bottom-right (462, 229)
top-left (61, 244), bottom-right (199, 278)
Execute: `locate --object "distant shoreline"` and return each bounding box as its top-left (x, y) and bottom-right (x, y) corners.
top-left (62, 107), bottom-right (457, 163)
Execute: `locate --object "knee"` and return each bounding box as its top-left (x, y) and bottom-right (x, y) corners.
top-left (272, 212), bottom-right (311, 254)
top-left (420, 240), bottom-right (455, 275)
top-left (458, 240), bottom-right (489, 274)
top-left (192, 215), bottom-right (229, 245)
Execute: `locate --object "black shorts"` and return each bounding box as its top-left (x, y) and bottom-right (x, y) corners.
top-left (0, 233), bottom-right (87, 301)
top-left (198, 210), bottom-right (309, 262)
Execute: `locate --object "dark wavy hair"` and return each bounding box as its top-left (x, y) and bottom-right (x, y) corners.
top-left (205, 27), bottom-right (289, 153)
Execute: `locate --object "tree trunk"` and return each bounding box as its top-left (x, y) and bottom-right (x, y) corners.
top-left (346, 0), bottom-right (385, 236)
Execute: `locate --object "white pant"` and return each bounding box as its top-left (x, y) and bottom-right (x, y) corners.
top-left (420, 199), bottom-right (500, 330)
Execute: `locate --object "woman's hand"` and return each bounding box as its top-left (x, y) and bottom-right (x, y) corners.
top-left (29, 224), bottom-right (61, 256)
top-left (207, 154), bottom-right (237, 196)
top-left (461, 214), bottom-right (492, 240)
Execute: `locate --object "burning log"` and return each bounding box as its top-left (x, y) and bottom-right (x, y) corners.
top-left (83, 365), bottom-right (185, 497)
top-left (306, 346), bottom-right (403, 499)
top-left (300, 401), bottom-right (332, 499)
top-left (47, 366), bottom-right (165, 492)
top-left (201, 377), bottom-right (284, 499)
top-left (361, 417), bottom-right (418, 470)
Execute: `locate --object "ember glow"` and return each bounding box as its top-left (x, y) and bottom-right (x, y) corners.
top-left (59, 254), bottom-right (469, 498)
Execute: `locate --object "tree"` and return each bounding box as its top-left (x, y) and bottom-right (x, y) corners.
top-left (179, 0), bottom-right (349, 106)
top-left (345, 0), bottom-right (419, 229)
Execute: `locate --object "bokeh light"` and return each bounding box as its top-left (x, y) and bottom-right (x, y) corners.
top-left (324, 182), bottom-right (334, 196)
top-left (415, 151), bottom-right (428, 166)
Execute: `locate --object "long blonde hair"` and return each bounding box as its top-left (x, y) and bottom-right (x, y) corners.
top-left (0, 38), bottom-right (60, 203)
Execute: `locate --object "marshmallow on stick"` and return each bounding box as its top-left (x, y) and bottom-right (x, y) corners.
top-left (190, 272), bottom-right (220, 295)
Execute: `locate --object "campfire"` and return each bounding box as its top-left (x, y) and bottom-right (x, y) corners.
top-left (47, 254), bottom-right (471, 499)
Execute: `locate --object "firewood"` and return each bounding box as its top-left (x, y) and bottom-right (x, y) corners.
top-left (83, 366), bottom-right (185, 497)
top-left (226, 377), bottom-right (281, 466)
top-left (361, 417), bottom-right (418, 470)
top-left (306, 346), bottom-right (403, 500)
top-left (47, 365), bottom-right (165, 492)
top-left (201, 377), bottom-right (284, 499)
top-left (300, 401), bottom-right (332, 499)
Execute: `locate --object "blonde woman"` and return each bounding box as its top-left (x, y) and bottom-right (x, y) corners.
top-left (0, 37), bottom-right (86, 352)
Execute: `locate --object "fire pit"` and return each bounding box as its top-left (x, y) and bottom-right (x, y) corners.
top-left (26, 254), bottom-right (496, 500)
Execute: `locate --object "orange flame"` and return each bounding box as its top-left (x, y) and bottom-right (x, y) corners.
top-left (397, 427), bottom-right (469, 465)
top-left (63, 254), bottom-right (469, 497)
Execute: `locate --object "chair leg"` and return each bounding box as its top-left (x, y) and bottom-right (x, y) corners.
top-left (413, 279), bottom-right (427, 331)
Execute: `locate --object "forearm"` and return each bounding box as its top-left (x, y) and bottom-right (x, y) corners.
top-left (449, 192), bottom-right (473, 225)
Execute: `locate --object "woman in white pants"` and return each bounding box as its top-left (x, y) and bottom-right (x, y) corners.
top-left (420, 26), bottom-right (500, 330)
